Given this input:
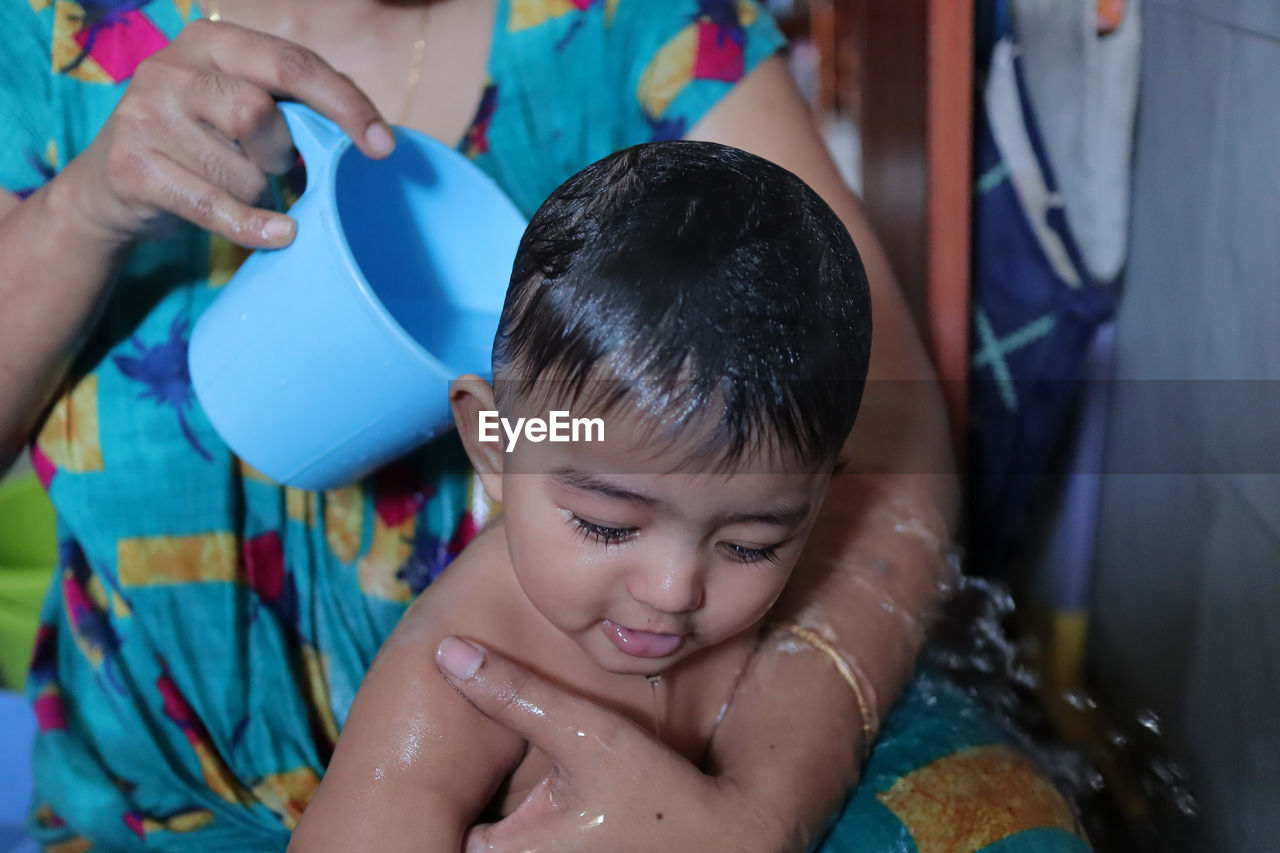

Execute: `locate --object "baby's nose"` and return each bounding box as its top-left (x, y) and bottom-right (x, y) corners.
top-left (630, 554), bottom-right (705, 615)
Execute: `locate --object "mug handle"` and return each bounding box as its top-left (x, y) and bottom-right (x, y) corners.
top-left (278, 102), bottom-right (347, 174)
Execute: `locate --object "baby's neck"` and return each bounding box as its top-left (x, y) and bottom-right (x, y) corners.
top-left (566, 630), bottom-right (759, 763)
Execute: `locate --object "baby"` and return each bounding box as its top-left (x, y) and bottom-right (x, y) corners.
top-left (290, 140), bottom-right (872, 851)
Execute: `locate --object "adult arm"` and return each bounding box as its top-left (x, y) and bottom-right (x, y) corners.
top-left (0, 19), bottom-right (394, 474)
top-left (687, 54), bottom-right (961, 844)
top-left (0, 183), bottom-right (116, 474)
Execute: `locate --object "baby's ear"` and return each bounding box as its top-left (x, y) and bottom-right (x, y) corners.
top-left (449, 375), bottom-right (505, 503)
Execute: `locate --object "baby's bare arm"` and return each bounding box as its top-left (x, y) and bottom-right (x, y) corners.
top-left (290, 536), bottom-right (526, 852)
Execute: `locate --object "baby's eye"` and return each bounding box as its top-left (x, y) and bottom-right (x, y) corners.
top-left (570, 515), bottom-right (636, 547)
top-left (721, 542), bottom-right (782, 565)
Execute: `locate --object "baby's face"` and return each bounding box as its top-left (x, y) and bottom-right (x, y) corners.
top-left (498, 400), bottom-right (831, 676)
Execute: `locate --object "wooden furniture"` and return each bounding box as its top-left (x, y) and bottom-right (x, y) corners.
top-left (859, 0), bottom-right (973, 449)
top-left (782, 0), bottom-right (975, 449)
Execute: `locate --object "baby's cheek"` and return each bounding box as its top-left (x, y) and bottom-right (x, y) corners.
top-left (711, 573), bottom-right (788, 634)
top-left (502, 496), bottom-right (558, 562)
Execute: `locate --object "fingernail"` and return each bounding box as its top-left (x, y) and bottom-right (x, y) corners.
top-left (262, 216), bottom-right (294, 243)
top-left (437, 636), bottom-right (483, 680)
top-left (365, 122), bottom-right (395, 156)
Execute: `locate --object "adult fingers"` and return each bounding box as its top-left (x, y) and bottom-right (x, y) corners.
top-left (462, 775), bottom-right (579, 853)
top-left (183, 69), bottom-right (297, 176)
top-left (435, 636), bottom-right (657, 781)
top-left (154, 104), bottom-right (274, 205)
top-left (436, 639), bottom-right (779, 853)
top-left (188, 19), bottom-right (395, 158)
top-left (95, 88), bottom-right (293, 248)
top-left (135, 150), bottom-right (294, 246)
top-left (462, 764), bottom-right (749, 853)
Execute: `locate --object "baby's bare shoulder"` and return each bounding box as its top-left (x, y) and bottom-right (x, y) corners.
top-left (298, 521), bottom-right (530, 847)
top-left (381, 521), bottom-right (521, 660)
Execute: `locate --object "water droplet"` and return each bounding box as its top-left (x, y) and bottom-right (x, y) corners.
top-left (1061, 689), bottom-right (1097, 711)
top-left (1135, 708), bottom-right (1162, 735)
top-left (647, 674), bottom-right (664, 740)
top-left (1172, 787), bottom-right (1200, 817)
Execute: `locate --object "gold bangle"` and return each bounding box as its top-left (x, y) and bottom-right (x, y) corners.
top-left (770, 621), bottom-right (879, 758)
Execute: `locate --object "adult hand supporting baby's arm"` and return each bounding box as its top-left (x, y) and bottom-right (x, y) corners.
top-left (434, 638), bottom-right (794, 853)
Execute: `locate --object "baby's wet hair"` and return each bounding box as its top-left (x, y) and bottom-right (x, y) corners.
top-left (492, 140), bottom-right (872, 468)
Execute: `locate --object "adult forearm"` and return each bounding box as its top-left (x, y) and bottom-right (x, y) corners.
top-left (776, 471), bottom-right (958, 721)
top-left (707, 401), bottom-right (958, 853)
top-left (781, 347), bottom-right (960, 718)
top-left (782, 143), bottom-right (962, 718)
top-left (0, 169), bottom-right (128, 473)
top-left (706, 166), bottom-right (961, 848)
top-left (705, 634), bottom-right (866, 852)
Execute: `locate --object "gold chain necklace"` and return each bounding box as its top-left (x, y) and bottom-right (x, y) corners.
top-left (205, 1), bottom-right (430, 126)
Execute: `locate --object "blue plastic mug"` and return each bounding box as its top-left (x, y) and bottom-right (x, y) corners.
top-left (189, 103), bottom-right (526, 489)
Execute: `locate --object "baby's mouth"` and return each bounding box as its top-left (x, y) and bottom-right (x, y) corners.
top-left (602, 619), bottom-right (686, 659)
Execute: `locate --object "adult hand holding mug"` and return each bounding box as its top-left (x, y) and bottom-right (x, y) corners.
top-left (0, 15), bottom-right (394, 474)
top-left (60, 17), bottom-right (395, 250)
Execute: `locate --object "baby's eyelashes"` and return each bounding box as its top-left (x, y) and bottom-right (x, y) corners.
top-left (568, 514), bottom-right (637, 547)
top-left (719, 542), bottom-right (783, 564)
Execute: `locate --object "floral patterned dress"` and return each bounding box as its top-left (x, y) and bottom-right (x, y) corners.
top-left (0, 0), bottom-right (783, 847)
